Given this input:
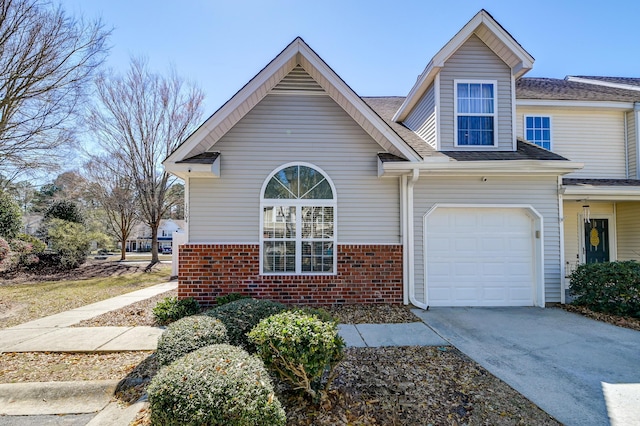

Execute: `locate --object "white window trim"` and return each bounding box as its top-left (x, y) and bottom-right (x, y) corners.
top-left (454, 79), bottom-right (498, 148)
top-left (524, 115), bottom-right (553, 151)
top-left (259, 162), bottom-right (338, 276)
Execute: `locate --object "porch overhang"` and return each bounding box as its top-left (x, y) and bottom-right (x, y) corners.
top-left (379, 159), bottom-right (583, 177)
top-left (562, 178), bottom-right (640, 201)
top-left (562, 185), bottom-right (640, 201)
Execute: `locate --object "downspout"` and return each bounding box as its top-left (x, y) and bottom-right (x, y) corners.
top-left (407, 168), bottom-right (428, 309)
top-left (401, 175), bottom-right (408, 305)
top-left (624, 112), bottom-right (629, 178)
top-left (558, 176), bottom-right (566, 304)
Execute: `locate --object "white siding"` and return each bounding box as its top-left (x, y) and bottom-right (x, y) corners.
top-left (439, 34), bottom-right (514, 151)
top-left (516, 106), bottom-right (627, 179)
top-left (188, 94), bottom-right (400, 244)
top-left (562, 202), bottom-right (615, 272)
top-left (404, 84), bottom-right (437, 148)
top-left (627, 111), bottom-right (637, 179)
top-left (413, 176), bottom-right (562, 303)
top-left (615, 202), bottom-right (640, 261)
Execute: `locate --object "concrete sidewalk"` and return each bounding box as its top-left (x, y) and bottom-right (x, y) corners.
top-left (0, 281), bottom-right (177, 425)
top-left (0, 281), bottom-right (176, 353)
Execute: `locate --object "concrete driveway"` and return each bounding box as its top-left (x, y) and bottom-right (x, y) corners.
top-left (412, 307), bottom-right (640, 426)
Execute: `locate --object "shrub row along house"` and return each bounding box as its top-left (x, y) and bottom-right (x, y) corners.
top-left (164, 10), bottom-right (640, 308)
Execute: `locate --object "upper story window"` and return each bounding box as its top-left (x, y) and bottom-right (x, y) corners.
top-left (455, 80), bottom-right (496, 146)
top-left (525, 116), bottom-right (551, 150)
top-left (260, 163), bottom-right (336, 275)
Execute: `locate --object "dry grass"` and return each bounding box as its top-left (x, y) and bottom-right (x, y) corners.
top-left (0, 262), bottom-right (171, 328)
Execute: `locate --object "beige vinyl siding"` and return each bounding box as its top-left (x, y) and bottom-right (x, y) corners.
top-left (562, 202), bottom-right (615, 272)
top-left (439, 34), bottom-right (513, 151)
top-left (516, 106), bottom-right (627, 179)
top-left (627, 111), bottom-right (637, 179)
top-left (413, 175), bottom-right (562, 303)
top-left (615, 202), bottom-right (640, 261)
top-left (404, 84), bottom-right (437, 148)
top-left (188, 93), bottom-right (400, 244)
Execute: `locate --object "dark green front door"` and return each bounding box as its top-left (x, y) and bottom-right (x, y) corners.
top-left (585, 219), bottom-right (609, 263)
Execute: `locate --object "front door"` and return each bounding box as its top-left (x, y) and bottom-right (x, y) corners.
top-left (585, 219), bottom-right (609, 263)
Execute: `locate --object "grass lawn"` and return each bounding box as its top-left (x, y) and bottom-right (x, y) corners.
top-left (0, 263), bottom-right (172, 328)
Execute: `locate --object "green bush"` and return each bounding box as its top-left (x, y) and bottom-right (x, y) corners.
top-left (205, 298), bottom-right (287, 352)
top-left (147, 344), bottom-right (286, 426)
top-left (248, 310), bottom-right (345, 401)
top-left (156, 315), bottom-right (228, 366)
top-left (44, 218), bottom-right (91, 269)
top-left (0, 237), bottom-right (10, 269)
top-left (569, 261), bottom-right (640, 317)
top-left (0, 190), bottom-right (21, 240)
top-left (216, 292), bottom-right (250, 306)
top-left (153, 296), bottom-right (200, 325)
top-left (297, 306), bottom-right (337, 324)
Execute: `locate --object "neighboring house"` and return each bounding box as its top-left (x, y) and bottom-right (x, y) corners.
top-left (125, 219), bottom-right (185, 252)
top-left (164, 9), bottom-right (638, 308)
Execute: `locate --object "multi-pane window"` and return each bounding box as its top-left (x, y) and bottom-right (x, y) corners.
top-left (525, 116), bottom-right (551, 150)
top-left (456, 81), bottom-right (496, 146)
top-left (261, 164), bottom-right (335, 274)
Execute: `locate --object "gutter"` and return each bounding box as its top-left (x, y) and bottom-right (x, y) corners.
top-left (406, 168), bottom-right (428, 310)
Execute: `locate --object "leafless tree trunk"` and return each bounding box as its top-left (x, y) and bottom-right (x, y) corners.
top-left (0, 0), bottom-right (109, 180)
top-left (88, 58), bottom-right (204, 265)
top-left (84, 156), bottom-right (138, 261)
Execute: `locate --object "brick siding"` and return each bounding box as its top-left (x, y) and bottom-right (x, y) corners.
top-left (178, 244), bottom-right (403, 306)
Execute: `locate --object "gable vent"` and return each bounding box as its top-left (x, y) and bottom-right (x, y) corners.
top-left (272, 65), bottom-right (326, 94)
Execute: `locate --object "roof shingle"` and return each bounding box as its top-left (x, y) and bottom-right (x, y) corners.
top-left (516, 77), bottom-right (640, 102)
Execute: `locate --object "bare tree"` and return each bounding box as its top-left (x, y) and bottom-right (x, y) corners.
top-left (84, 156), bottom-right (138, 261)
top-left (88, 58), bottom-right (204, 264)
top-left (0, 0), bottom-right (109, 180)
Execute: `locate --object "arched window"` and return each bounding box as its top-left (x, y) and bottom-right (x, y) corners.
top-left (260, 163), bottom-right (336, 274)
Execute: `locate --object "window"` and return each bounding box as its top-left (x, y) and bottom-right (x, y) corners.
top-left (261, 163), bottom-right (336, 275)
top-left (455, 81), bottom-right (496, 146)
top-left (525, 116), bottom-right (551, 150)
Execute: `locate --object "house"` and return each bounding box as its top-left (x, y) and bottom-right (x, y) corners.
top-left (164, 10), bottom-right (639, 308)
top-left (125, 219), bottom-right (185, 252)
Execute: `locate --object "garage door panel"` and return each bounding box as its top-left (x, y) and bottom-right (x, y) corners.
top-left (426, 207), bottom-right (535, 307)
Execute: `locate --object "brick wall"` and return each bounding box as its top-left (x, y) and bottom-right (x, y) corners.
top-left (178, 244), bottom-right (403, 306)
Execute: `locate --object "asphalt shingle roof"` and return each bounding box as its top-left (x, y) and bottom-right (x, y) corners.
top-left (516, 78), bottom-right (640, 102)
top-left (571, 76), bottom-right (640, 88)
top-left (176, 152), bottom-right (219, 164)
top-left (563, 178), bottom-right (640, 186)
top-left (442, 140), bottom-right (568, 161)
top-left (362, 97), bottom-right (443, 160)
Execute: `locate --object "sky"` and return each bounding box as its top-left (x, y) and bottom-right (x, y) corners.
top-left (59, 0), bottom-right (640, 117)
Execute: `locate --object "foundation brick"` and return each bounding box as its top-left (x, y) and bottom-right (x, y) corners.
top-left (178, 244), bottom-right (403, 307)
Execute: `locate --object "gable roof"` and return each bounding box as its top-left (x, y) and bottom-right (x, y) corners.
top-left (517, 77), bottom-right (640, 102)
top-left (393, 9), bottom-right (534, 122)
top-left (164, 38), bottom-right (422, 175)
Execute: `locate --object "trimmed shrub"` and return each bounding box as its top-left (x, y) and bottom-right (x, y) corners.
top-left (147, 344), bottom-right (286, 426)
top-left (216, 292), bottom-right (250, 306)
top-left (248, 310), bottom-right (345, 401)
top-left (153, 296), bottom-right (200, 325)
top-left (156, 315), bottom-right (228, 366)
top-left (205, 298), bottom-right (287, 352)
top-left (297, 306), bottom-right (337, 324)
top-left (569, 260), bottom-right (640, 318)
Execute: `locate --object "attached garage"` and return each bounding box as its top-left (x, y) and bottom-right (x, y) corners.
top-left (424, 206), bottom-right (543, 307)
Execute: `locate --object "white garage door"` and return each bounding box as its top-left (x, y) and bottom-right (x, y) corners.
top-left (425, 207), bottom-right (535, 307)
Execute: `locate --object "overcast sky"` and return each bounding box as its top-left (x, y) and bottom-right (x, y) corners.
top-left (59, 0), bottom-right (640, 116)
